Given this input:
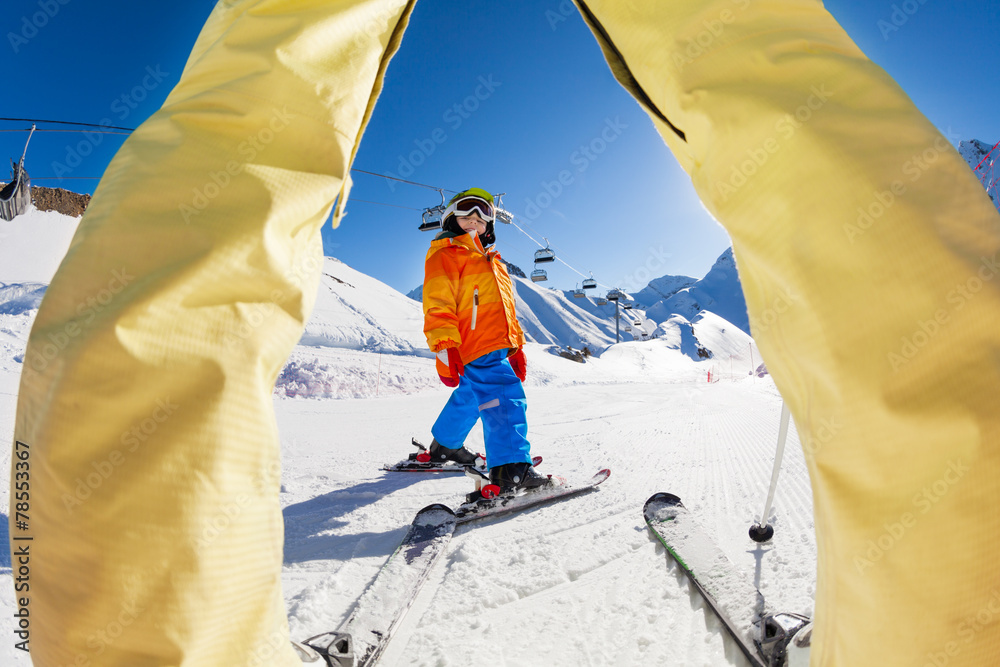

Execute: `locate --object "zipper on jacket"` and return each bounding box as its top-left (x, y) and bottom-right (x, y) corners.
top-left (471, 286), bottom-right (479, 330)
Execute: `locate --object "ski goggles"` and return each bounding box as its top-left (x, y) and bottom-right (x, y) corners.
top-left (444, 196), bottom-right (495, 222)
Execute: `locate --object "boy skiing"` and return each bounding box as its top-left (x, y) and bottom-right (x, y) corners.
top-left (422, 188), bottom-right (549, 495)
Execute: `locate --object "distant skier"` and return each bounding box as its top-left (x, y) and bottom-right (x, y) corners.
top-left (422, 187), bottom-right (549, 495)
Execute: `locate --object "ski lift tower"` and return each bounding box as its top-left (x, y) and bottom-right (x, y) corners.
top-left (606, 288), bottom-right (625, 343)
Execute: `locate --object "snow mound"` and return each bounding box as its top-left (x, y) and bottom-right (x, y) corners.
top-left (275, 347), bottom-right (443, 400)
top-left (653, 315), bottom-right (710, 360)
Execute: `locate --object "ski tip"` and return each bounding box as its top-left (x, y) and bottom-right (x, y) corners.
top-left (643, 492), bottom-right (683, 513)
top-left (416, 503), bottom-right (457, 518)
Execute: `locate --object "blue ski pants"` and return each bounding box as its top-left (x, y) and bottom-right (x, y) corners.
top-left (431, 349), bottom-right (530, 468)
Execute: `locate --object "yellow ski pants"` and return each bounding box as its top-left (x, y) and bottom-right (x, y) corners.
top-left (11, 1), bottom-right (1000, 665)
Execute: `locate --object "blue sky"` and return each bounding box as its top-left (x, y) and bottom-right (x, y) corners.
top-left (3, 1), bottom-right (998, 295)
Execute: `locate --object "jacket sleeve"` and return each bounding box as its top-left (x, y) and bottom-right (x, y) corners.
top-left (423, 246), bottom-right (461, 352)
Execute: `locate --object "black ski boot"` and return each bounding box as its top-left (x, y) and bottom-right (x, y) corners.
top-left (428, 438), bottom-right (479, 465)
top-left (489, 461), bottom-right (553, 494)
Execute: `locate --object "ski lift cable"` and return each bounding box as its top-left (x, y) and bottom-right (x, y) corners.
top-left (0, 128), bottom-right (132, 136)
top-left (0, 117), bottom-right (458, 195)
top-left (505, 215), bottom-right (614, 290)
top-left (0, 116), bottom-right (137, 132)
top-left (2, 114), bottom-right (624, 291)
top-left (350, 168), bottom-right (458, 195)
top-left (350, 198), bottom-right (424, 211)
top-left (30, 176), bottom-right (103, 180)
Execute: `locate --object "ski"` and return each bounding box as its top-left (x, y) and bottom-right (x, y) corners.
top-left (644, 492), bottom-right (768, 667)
top-left (643, 493), bottom-right (812, 667)
top-left (302, 472), bottom-right (609, 666)
top-left (303, 503), bottom-right (457, 667)
top-left (456, 469), bottom-right (610, 524)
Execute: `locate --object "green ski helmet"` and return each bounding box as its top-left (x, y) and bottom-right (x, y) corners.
top-left (442, 187), bottom-right (496, 246)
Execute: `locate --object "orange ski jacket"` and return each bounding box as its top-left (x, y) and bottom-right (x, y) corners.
top-left (423, 230), bottom-right (525, 377)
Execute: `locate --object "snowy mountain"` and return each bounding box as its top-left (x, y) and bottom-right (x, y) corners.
top-left (643, 248), bottom-right (751, 335)
top-left (959, 138), bottom-right (999, 212)
top-left (631, 273), bottom-right (697, 307)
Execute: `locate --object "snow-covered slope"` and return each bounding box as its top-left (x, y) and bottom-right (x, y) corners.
top-left (510, 277), bottom-right (619, 351)
top-left (304, 257), bottom-right (430, 356)
top-left (0, 206), bottom-right (814, 667)
top-left (0, 205), bottom-right (79, 284)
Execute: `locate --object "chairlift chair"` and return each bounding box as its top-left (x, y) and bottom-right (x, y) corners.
top-left (572, 285), bottom-right (585, 298)
top-left (622, 302), bottom-right (633, 310)
top-left (534, 238), bottom-right (555, 264)
top-left (0, 124), bottom-right (35, 222)
top-left (419, 189), bottom-right (447, 232)
top-left (582, 276), bottom-right (597, 289)
top-left (606, 289), bottom-right (620, 302)
top-left (419, 206), bottom-right (444, 232)
top-left (622, 324), bottom-right (632, 332)
top-left (596, 297), bottom-right (608, 306)
top-left (493, 192), bottom-right (514, 224)
top-left (530, 268), bottom-right (548, 283)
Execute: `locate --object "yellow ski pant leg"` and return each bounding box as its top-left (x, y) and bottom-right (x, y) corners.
top-left (575, 1), bottom-right (1000, 666)
top-left (10, 1), bottom-right (415, 665)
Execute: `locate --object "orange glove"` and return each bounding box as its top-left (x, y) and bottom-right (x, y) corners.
top-left (508, 348), bottom-right (527, 382)
top-left (436, 348), bottom-right (465, 387)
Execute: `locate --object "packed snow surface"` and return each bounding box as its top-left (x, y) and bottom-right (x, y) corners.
top-left (0, 208), bottom-right (815, 666)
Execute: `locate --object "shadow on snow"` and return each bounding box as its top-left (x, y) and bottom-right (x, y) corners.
top-left (282, 473), bottom-right (427, 565)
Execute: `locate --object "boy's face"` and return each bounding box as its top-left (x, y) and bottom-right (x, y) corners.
top-left (456, 213), bottom-right (488, 237)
